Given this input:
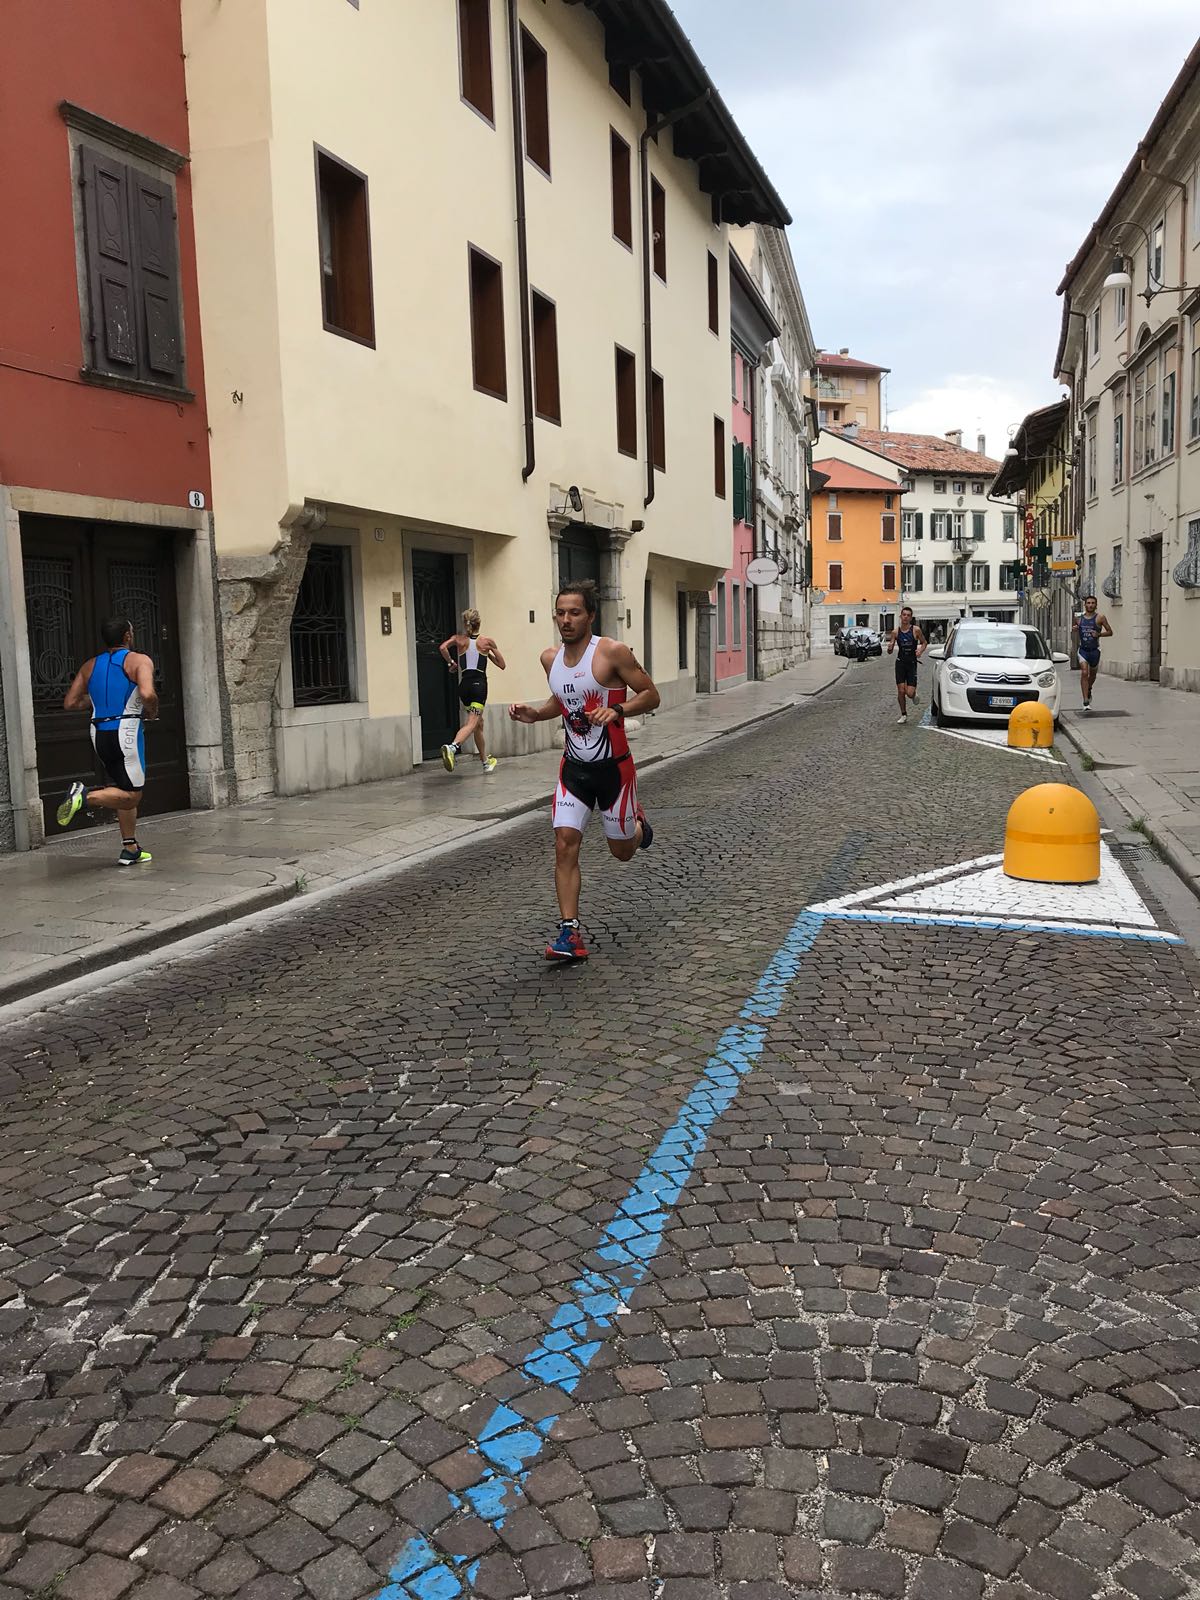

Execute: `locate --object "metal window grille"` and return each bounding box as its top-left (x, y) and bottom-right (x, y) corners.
top-left (290, 544), bottom-right (353, 705)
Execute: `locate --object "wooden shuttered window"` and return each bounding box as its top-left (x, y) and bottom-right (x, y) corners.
top-left (732, 441), bottom-right (745, 521)
top-left (79, 145), bottom-right (184, 388)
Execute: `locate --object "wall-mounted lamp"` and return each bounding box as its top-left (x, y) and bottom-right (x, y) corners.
top-left (1103, 220), bottom-right (1199, 306)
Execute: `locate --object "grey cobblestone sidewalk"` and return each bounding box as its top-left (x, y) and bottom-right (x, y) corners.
top-left (0, 659), bottom-right (845, 1005)
top-left (1058, 675), bottom-right (1200, 900)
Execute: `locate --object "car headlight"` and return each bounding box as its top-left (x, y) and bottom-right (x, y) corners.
top-left (948, 669), bottom-right (969, 686)
top-left (1036, 671), bottom-right (1057, 688)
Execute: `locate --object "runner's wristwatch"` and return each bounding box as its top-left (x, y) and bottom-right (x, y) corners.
top-left (612, 704), bottom-right (625, 722)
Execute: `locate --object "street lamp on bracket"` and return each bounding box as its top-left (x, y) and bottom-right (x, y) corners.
top-left (1102, 219), bottom-right (1199, 306)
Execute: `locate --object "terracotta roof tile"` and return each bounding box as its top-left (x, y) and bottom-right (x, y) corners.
top-left (848, 429), bottom-right (1001, 475)
top-left (812, 457), bottom-right (901, 493)
top-left (816, 352), bottom-right (887, 374)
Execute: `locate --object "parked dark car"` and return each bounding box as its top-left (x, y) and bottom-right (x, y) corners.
top-left (842, 627), bottom-right (882, 660)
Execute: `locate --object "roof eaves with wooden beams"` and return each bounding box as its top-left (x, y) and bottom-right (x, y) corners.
top-left (562, 0), bottom-right (791, 228)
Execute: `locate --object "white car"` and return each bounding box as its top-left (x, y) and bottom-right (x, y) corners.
top-left (928, 620), bottom-right (1068, 726)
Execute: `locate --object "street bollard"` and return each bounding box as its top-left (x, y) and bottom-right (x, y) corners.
top-left (1003, 783), bottom-right (1100, 884)
top-left (1007, 701), bottom-right (1054, 748)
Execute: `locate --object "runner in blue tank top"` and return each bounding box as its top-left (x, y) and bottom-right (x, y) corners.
top-left (1072, 594), bottom-right (1112, 712)
top-left (57, 616), bottom-right (159, 866)
top-left (886, 606), bottom-right (927, 723)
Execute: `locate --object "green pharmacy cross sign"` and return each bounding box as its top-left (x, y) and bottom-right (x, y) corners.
top-left (1031, 539), bottom-right (1053, 564)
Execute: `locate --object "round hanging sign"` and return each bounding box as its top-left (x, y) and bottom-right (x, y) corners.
top-left (745, 557), bottom-right (782, 586)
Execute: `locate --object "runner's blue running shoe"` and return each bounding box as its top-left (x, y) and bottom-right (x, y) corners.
top-left (545, 922), bottom-right (588, 961)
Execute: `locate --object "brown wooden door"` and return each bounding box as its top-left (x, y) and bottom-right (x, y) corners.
top-left (20, 515), bottom-right (190, 833)
top-left (1146, 539), bottom-right (1162, 681)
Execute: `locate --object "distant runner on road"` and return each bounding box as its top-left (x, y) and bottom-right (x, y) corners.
top-left (56, 617), bottom-right (159, 866)
top-left (508, 580), bottom-right (659, 961)
top-left (439, 608), bottom-right (505, 773)
top-left (1072, 594), bottom-right (1112, 712)
top-left (887, 606), bottom-right (927, 723)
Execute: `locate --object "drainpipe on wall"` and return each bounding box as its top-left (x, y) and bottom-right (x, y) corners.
top-left (640, 91), bottom-right (711, 509)
top-left (507, 0), bottom-right (535, 483)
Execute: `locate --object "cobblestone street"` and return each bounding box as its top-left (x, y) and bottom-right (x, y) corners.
top-left (2, 663), bottom-right (1200, 1600)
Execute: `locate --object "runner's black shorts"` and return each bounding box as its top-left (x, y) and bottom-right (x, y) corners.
top-left (92, 726), bottom-right (144, 791)
top-left (458, 670), bottom-right (488, 711)
top-left (895, 656), bottom-right (918, 688)
top-left (559, 754), bottom-right (629, 812)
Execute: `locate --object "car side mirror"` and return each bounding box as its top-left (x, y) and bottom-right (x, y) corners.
top-left (927, 645), bottom-right (945, 660)
top-left (1051, 652), bottom-right (1070, 665)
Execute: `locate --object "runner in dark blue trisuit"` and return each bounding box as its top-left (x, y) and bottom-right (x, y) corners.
top-left (886, 606), bottom-right (927, 723)
top-left (1072, 594), bottom-right (1112, 712)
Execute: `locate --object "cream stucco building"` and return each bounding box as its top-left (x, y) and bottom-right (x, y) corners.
top-left (181, 0), bottom-right (789, 796)
top-left (1055, 40), bottom-right (1200, 692)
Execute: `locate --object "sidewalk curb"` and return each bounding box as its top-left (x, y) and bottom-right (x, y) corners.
top-left (1059, 717), bottom-right (1200, 905)
top-left (1, 667), bottom-right (846, 1011)
top-left (0, 881), bottom-right (301, 1008)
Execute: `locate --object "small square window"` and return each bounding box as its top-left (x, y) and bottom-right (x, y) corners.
top-left (933, 479), bottom-right (946, 494)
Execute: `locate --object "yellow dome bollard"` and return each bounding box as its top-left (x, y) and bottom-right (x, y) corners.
top-left (1008, 701), bottom-right (1054, 748)
top-left (1003, 784), bottom-right (1101, 884)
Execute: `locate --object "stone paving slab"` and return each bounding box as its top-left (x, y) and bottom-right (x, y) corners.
top-left (0, 660), bottom-right (1197, 1598)
top-left (1059, 675), bottom-right (1200, 901)
top-left (0, 660), bottom-right (845, 1006)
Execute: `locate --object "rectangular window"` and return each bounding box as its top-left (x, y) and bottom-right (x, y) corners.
top-left (952, 479), bottom-right (965, 495)
top-left (828, 562), bottom-right (843, 591)
top-left (714, 416), bottom-right (726, 497)
top-left (901, 510), bottom-right (913, 539)
top-left (732, 583), bottom-right (742, 648)
top-left (609, 58), bottom-right (631, 104)
top-left (1133, 352), bottom-right (1158, 474)
top-left (972, 511), bottom-right (985, 540)
top-left (1162, 345), bottom-right (1177, 456)
top-left (742, 357), bottom-right (752, 412)
top-left (651, 370), bottom-right (665, 472)
top-left (610, 131), bottom-right (632, 248)
top-left (1152, 219), bottom-right (1165, 287)
top-left (1003, 512), bottom-right (1016, 541)
top-left (828, 492), bottom-right (838, 508)
top-left (1087, 552), bottom-right (1097, 595)
top-left (677, 590), bottom-right (689, 669)
top-left (615, 345), bottom-right (636, 456)
top-left (290, 544), bottom-right (353, 706)
top-left (707, 250), bottom-right (719, 334)
top-left (651, 177), bottom-right (666, 281)
top-left (1113, 396), bottom-right (1125, 486)
top-left (951, 511), bottom-right (965, 544)
top-left (1089, 304), bottom-right (1100, 364)
top-left (934, 563), bottom-right (951, 593)
top-left (885, 493), bottom-right (894, 510)
top-left (716, 581), bottom-right (727, 649)
top-left (933, 479), bottom-right (946, 494)
top-left (316, 148), bottom-right (374, 346)
top-left (971, 563), bottom-right (990, 592)
top-left (972, 480), bottom-right (985, 495)
top-left (827, 511), bottom-right (843, 541)
top-left (828, 614), bottom-right (845, 638)
top-left (458, 0), bottom-right (494, 122)
top-left (901, 563), bottom-right (923, 591)
top-left (930, 511), bottom-right (947, 541)
top-left (521, 26), bottom-right (550, 176)
top-left (1086, 410), bottom-right (1097, 498)
top-left (731, 350), bottom-right (738, 401)
top-left (1112, 542), bottom-right (1122, 598)
top-left (77, 143), bottom-right (185, 388)
top-left (468, 246), bottom-right (506, 398)
top-left (882, 563), bottom-right (897, 590)
top-left (1190, 317), bottom-right (1200, 441)
top-left (1116, 284), bottom-right (1128, 332)
top-left (855, 612), bottom-right (869, 628)
top-left (531, 290), bottom-right (559, 423)
top-left (881, 513), bottom-right (896, 542)
top-left (1000, 562), bottom-right (1020, 592)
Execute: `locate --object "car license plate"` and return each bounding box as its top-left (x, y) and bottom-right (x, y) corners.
top-left (988, 695), bottom-right (1015, 709)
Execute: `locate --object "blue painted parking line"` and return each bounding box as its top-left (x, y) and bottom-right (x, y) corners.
top-left (370, 910), bottom-right (827, 1600)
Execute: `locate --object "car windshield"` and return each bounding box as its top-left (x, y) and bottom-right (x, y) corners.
top-left (949, 626), bottom-right (1049, 661)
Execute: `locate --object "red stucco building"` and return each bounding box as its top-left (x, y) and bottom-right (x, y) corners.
top-left (0, 0), bottom-right (228, 852)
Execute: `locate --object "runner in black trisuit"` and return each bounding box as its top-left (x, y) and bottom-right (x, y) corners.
top-left (887, 606), bottom-right (927, 723)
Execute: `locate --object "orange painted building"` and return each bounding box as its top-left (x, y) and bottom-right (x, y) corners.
top-left (811, 455), bottom-right (903, 647)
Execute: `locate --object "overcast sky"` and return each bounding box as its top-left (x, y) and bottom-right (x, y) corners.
top-left (671, 1), bottom-right (1198, 458)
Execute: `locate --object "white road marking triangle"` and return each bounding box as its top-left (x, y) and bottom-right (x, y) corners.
top-left (918, 713), bottom-right (1063, 763)
top-left (809, 840), bottom-right (1180, 943)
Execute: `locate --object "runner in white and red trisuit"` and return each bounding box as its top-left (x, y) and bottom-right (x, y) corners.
top-left (508, 580), bottom-right (660, 960)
